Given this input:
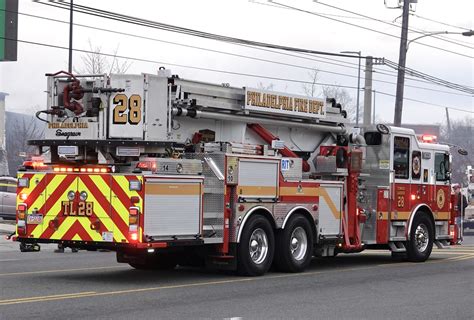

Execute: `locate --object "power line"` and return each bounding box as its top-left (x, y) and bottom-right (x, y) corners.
top-left (376, 90), bottom-right (473, 113)
top-left (0, 36), bottom-right (356, 90)
top-left (37, 1), bottom-right (366, 59)
top-left (8, 9), bottom-right (471, 98)
top-left (6, 8), bottom-right (471, 98)
top-left (411, 13), bottom-right (472, 32)
top-left (2, 35), bottom-right (472, 114)
top-left (312, 1), bottom-right (474, 50)
top-left (270, 1), bottom-right (473, 59)
top-left (383, 59), bottom-right (474, 93)
top-left (29, 2), bottom-right (474, 94)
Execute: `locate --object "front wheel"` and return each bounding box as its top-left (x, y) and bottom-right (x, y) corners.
top-left (237, 215), bottom-right (274, 276)
top-left (274, 215), bottom-right (313, 272)
top-left (406, 213), bottom-right (434, 262)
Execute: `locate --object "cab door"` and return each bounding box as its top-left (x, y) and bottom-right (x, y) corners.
top-left (392, 135), bottom-right (411, 219)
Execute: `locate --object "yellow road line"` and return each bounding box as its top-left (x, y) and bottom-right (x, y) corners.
top-left (1, 248), bottom-right (472, 305)
top-left (0, 291), bottom-right (96, 303)
top-left (1, 253), bottom-right (472, 307)
top-left (0, 265), bottom-right (127, 277)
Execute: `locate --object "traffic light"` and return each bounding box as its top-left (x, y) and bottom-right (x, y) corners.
top-left (0, 0), bottom-right (18, 62)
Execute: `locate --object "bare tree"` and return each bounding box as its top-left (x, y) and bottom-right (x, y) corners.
top-left (6, 113), bottom-right (44, 174)
top-left (441, 117), bottom-right (474, 185)
top-left (257, 82), bottom-right (275, 91)
top-left (302, 68), bottom-right (358, 123)
top-left (302, 68), bottom-right (319, 98)
top-left (74, 40), bottom-right (132, 75)
top-left (321, 85), bottom-right (358, 123)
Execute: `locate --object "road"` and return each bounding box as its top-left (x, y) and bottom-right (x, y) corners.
top-left (1, 227), bottom-right (473, 320)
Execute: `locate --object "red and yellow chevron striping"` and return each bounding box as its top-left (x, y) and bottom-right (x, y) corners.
top-left (17, 172), bottom-right (143, 244)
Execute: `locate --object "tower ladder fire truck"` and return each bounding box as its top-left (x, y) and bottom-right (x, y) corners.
top-left (14, 69), bottom-right (459, 275)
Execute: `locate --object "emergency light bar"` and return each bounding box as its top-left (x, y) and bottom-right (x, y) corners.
top-left (420, 135), bottom-right (437, 143)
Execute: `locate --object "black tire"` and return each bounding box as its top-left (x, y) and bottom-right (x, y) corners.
top-left (274, 215), bottom-right (313, 272)
top-left (406, 213), bottom-right (434, 262)
top-left (237, 215), bottom-right (274, 276)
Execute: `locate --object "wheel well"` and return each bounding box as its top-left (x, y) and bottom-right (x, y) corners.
top-left (408, 205), bottom-right (435, 236)
top-left (236, 207), bottom-right (276, 243)
top-left (282, 209), bottom-right (317, 240)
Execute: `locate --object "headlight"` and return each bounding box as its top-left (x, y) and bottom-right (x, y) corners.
top-left (129, 180), bottom-right (142, 191)
top-left (18, 178), bottom-right (30, 188)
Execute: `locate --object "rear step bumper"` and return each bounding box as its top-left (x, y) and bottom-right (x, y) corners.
top-left (16, 237), bottom-right (204, 251)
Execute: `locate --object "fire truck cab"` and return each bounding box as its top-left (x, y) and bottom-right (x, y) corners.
top-left (14, 70), bottom-right (459, 276)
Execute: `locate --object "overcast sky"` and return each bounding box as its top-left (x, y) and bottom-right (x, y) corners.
top-left (0, 0), bottom-right (472, 125)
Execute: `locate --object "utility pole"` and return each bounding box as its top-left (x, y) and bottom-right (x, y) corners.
top-left (393, 0), bottom-right (410, 126)
top-left (372, 89), bottom-right (376, 124)
top-left (445, 107), bottom-right (451, 138)
top-left (363, 56), bottom-right (373, 125)
top-left (68, 0), bottom-right (73, 73)
top-left (340, 51), bottom-right (362, 125)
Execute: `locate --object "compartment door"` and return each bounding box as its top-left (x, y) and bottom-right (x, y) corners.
top-left (318, 184), bottom-right (343, 237)
top-left (144, 178), bottom-right (203, 239)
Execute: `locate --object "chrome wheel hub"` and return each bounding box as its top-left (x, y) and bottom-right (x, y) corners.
top-left (415, 223), bottom-right (429, 252)
top-left (290, 226), bottom-right (308, 261)
top-left (249, 228), bottom-right (268, 265)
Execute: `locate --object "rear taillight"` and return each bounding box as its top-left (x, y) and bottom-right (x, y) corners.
top-left (17, 203), bottom-right (27, 235)
top-left (129, 207), bottom-right (140, 242)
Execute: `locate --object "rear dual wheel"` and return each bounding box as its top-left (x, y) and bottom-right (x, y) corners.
top-left (274, 215), bottom-right (313, 273)
top-left (237, 215), bottom-right (275, 276)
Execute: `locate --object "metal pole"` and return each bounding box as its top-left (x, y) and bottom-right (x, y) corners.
top-left (356, 52), bottom-right (361, 126)
top-left (372, 89), bottom-right (376, 124)
top-left (68, 0), bottom-right (73, 73)
top-left (341, 51), bottom-right (362, 126)
top-left (393, 0), bottom-right (410, 127)
top-left (445, 107), bottom-right (451, 138)
top-left (363, 56), bottom-right (373, 125)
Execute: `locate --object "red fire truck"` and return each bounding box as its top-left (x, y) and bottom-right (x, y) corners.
top-left (13, 70), bottom-right (462, 276)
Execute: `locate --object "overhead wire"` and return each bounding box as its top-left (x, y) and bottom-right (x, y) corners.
top-left (32, 2), bottom-right (474, 94)
top-left (38, 1), bottom-right (364, 59)
top-left (1, 35), bottom-right (472, 114)
top-left (383, 59), bottom-right (474, 93)
top-left (269, 1), bottom-right (473, 59)
top-left (376, 90), bottom-right (473, 113)
top-left (312, 1), bottom-right (474, 50)
top-left (411, 13), bottom-right (472, 32)
top-left (5, 8), bottom-right (470, 97)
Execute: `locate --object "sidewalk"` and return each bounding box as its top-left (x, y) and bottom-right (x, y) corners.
top-left (0, 220), bottom-right (16, 235)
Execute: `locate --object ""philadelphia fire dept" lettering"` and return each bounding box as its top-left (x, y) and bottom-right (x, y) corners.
top-left (48, 122), bottom-right (89, 129)
top-left (246, 90), bottom-right (325, 116)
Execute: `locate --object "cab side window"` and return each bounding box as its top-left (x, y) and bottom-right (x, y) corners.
top-left (434, 153), bottom-right (449, 181)
top-left (393, 136), bottom-right (410, 179)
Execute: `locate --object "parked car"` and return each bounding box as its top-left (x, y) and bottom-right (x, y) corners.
top-left (0, 177), bottom-right (17, 220)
